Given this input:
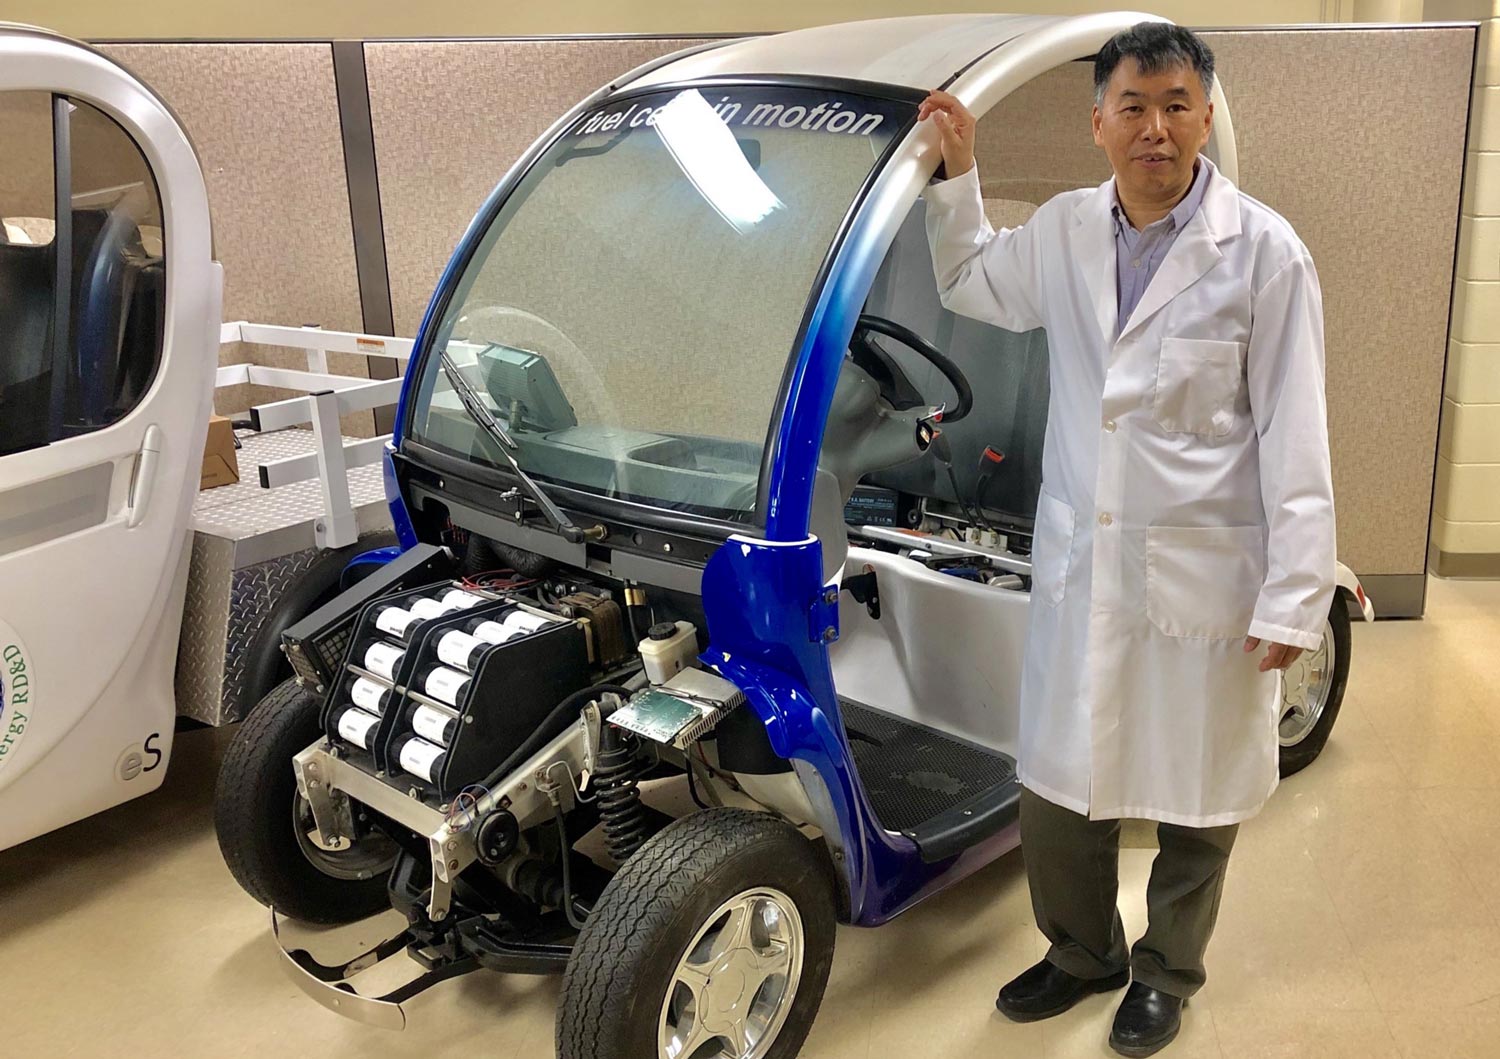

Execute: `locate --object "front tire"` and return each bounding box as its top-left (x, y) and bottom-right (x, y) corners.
top-left (1277, 594), bottom-right (1353, 777)
top-left (214, 677), bottom-right (396, 923)
top-left (557, 809), bottom-right (837, 1059)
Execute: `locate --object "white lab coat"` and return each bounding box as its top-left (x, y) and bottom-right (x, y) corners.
top-left (923, 158), bottom-right (1335, 827)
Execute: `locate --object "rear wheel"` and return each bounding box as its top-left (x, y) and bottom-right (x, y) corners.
top-left (214, 677), bottom-right (397, 923)
top-left (557, 809), bottom-right (836, 1059)
top-left (1277, 595), bottom-right (1353, 777)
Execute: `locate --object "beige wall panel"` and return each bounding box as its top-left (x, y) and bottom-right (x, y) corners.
top-left (1462, 151), bottom-right (1500, 213)
top-left (12, 1), bottom-right (1328, 42)
top-left (1353, 0), bottom-right (1425, 19)
top-left (1458, 215), bottom-right (1500, 280)
top-left (1447, 340), bottom-right (1500, 400)
top-left (974, 61), bottom-right (1111, 202)
top-left (1439, 398), bottom-right (1500, 460)
top-left (98, 43), bottom-right (374, 434)
top-left (1479, 17), bottom-right (1500, 83)
top-left (1474, 83), bottom-right (1500, 144)
top-left (1436, 458), bottom-right (1500, 520)
top-left (1199, 28), bottom-right (1471, 576)
top-left (0, 92), bottom-right (62, 219)
top-left (1425, 0), bottom-right (1499, 21)
top-left (1431, 513), bottom-right (1500, 551)
top-left (367, 37), bottom-right (714, 337)
top-left (1453, 277), bottom-right (1500, 341)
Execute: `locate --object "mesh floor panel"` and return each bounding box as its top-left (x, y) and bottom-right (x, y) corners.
top-left (837, 698), bottom-right (1017, 834)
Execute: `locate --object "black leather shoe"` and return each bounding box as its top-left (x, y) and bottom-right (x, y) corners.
top-left (1109, 982), bottom-right (1185, 1057)
top-left (995, 959), bottom-right (1130, 1022)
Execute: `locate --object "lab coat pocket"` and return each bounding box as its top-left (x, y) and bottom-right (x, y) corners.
top-left (1146, 525), bottom-right (1266, 639)
top-left (1153, 338), bottom-right (1244, 436)
top-left (1032, 490), bottom-right (1075, 607)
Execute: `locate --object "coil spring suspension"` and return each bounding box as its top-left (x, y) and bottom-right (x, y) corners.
top-left (595, 726), bottom-right (647, 863)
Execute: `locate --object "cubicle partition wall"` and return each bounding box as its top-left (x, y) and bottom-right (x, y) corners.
top-left (1211, 28), bottom-right (1472, 614)
top-left (89, 26), bottom-right (1477, 616)
top-left (98, 42), bottom-right (373, 433)
top-left (363, 37), bottom-right (707, 336)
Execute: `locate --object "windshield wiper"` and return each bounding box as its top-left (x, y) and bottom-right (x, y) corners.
top-left (438, 352), bottom-right (604, 544)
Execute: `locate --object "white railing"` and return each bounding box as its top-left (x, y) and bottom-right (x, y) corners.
top-left (217, 322), bottom-right (414, 550)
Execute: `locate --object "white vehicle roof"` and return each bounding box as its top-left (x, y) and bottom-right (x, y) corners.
top-left (620, 11), bottom-right (1236, 183)
top-left (624, 12), bottom-right (1165, 94)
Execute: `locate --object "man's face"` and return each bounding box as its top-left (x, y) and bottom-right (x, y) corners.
top-left (1092, 59), bottom-right (1213, 200)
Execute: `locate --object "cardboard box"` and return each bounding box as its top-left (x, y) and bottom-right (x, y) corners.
top-left (200, 415), bottom-right (240, 490)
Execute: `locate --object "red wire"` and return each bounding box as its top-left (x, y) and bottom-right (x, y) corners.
top-left (460, 568), bottom-right (537, 591)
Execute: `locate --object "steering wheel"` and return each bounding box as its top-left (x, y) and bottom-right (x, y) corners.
top-left (851, 313), bottom-right (974, 424)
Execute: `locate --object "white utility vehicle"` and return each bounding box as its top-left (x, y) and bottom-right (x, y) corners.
top-left (0, 24), bottom-right (404, 850)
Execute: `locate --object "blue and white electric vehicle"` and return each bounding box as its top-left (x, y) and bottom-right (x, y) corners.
top-left (213, 13), bottom-right (1372, 1057)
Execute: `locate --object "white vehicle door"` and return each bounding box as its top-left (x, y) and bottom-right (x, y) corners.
top-left (0, 27), bottom-right (220, 849)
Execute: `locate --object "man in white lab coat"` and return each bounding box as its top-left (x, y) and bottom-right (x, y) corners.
top-left (920, 23), bottom-right (1335, 1058)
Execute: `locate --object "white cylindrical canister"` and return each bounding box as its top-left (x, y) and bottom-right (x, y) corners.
top-left (335, 706), bottom-right (382, 749)
top-left (408, 597), bottom-right (453, 620)
top-left (503, 610), bottom-right (550, 634)
top-left (349, 677), bottom-right (392, 714)
top-left (410, 703), bottom-right (459, 745)
top-left (468, 619), bottom-right (523, 645)
top-left (373, 605), bottom-right (418, 638)
top-left (398, 735), bottom-right (447, 783)
top-left (436, 629), bottom-right (486, 671)
top-left (441, 589), bottom-right (488, 611)
top-left (363, 641), bottom-right (405, 681)
top-left (423, 665), bottom-right (471, 706)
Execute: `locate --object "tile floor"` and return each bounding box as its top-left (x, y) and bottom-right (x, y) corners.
top-left (1, 577), bottom-right (1497, 1058)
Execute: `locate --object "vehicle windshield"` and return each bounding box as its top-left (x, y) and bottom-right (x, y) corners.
top-left (406, 84), bottom-right (914, 523)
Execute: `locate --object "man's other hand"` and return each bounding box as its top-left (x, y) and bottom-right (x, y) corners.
top-left (919, 90), bottom-right (977, 179)
top-left (1243, 637), bottom-right (1305, 673)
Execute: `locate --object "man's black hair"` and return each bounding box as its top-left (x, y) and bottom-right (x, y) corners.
top-left (1094, 23), bottom-right (1216, 104)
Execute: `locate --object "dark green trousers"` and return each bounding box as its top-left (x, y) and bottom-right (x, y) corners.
top-left (1019, 786), bottom-right (1238, 999)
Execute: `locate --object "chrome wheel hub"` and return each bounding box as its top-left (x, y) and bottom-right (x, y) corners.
top-left (659, 888), bottom-right (805, 1059)
top-left (1279, 618), bottom-right (1335, 747)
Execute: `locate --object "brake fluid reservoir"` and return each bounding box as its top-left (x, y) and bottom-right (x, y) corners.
top-left (639, 621), bottom-right (698, 684)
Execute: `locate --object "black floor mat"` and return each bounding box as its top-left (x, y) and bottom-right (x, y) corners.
top-left (838, 698), bottom-right (1017, 834)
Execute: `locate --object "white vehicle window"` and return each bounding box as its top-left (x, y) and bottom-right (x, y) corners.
top-left (0, 92), bottom-right (166, 456)
top-left (407, 85), bottom-right (915, 522)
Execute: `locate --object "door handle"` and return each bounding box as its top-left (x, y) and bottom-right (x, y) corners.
top-left (127, 424), bottom-right (164, 528)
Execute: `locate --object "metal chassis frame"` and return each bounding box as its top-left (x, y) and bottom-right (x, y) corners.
top-left (291, 716), bottom-right (593, 922)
